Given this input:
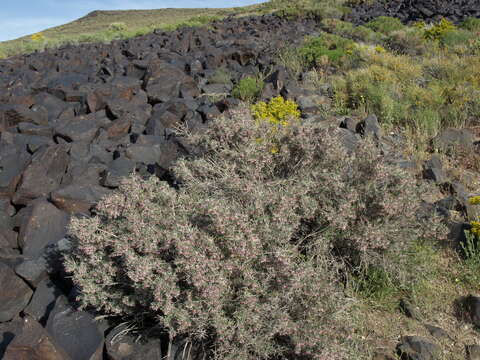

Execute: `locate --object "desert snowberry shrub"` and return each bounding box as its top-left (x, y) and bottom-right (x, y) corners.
top-left (65, 104), bottom-right (444, 360)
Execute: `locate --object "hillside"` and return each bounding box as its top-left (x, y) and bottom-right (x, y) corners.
top-left (0, 3), bottom-right (268, 58)
top-left (1, 0), bottom-right (480, 359)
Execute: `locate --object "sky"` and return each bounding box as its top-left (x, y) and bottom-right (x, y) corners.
top-left (0, 0), bottom-right (266, 42)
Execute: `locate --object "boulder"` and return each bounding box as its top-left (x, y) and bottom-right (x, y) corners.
top-left (13, 144), bottom-right (69, 205)
top-left (15, 198), bottom-right (69, 258)
top-left (46, 297), bottom-right (104, 360)
top-left (3, 316), bottom-right (72, 360)
top-left (0, 262), bottom-right (33, 322)
top-left (396, 336), bottom-right (441, 360)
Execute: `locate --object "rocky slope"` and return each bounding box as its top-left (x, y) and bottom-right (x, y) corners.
top-left (344, 0), bottom-right (480, 25)
top-left (1, 4), bottom-right (480, 360)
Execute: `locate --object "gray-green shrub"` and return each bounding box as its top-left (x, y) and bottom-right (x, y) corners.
top-left (232, 76), bottom-right (264, 101)
top-left (65, 105), bottom-right (444, 359)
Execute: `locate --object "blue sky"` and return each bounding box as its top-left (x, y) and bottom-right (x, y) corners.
top-left (0, 0), bottom-right (266, 42)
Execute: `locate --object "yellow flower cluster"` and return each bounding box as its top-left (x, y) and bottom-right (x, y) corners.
top-left (31, 32), bottom-right (45, 41)
top-left (374, 45), bottom-right (387, 53)
top-left (469, 196), bottom-right (480, 237)
top-left (251, 96), bottom-right (301, 154)
top-left (471, 221), bottom-right (480, 237)
top-left (251, 96), bottom-right (301, 127)
top-left (469, 196), bottom-right (480, 205)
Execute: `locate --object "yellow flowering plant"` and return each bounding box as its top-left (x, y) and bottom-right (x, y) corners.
top-left (251, 96), bottom-right (301, 154)
top-left (30, 32), bottom-right (45, 41)
top-left (467, 196), bottom-right (480, 237)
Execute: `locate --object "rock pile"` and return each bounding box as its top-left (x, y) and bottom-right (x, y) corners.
top-left (344, 0), bottom-right (480, 25)
top-left (1, 9), bottom-right (480, 360)
top-left (0, 14), bottom-right (324, 359)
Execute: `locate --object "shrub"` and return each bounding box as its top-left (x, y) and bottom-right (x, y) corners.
top-left (251, 96), bottom-right (301, 153)
top-left (417, 18), bottom-right (456, 41)
top-left (320, 19), bottom-right (381, 43)
top-left (251, 96), bottom-right (301, 127)
top-left (65, 104), bottom-right (444, 359)
top-left (232, 76), bottom-right (264, 102)
top-left (384, 28), bottom-right (426, 55)
top-left (299, 33), bottom-right (360, 69)
top-left (365, 16), bottom-right (404, 34)
top-left (460, 17), bottom-right (480, 32)
top-left (108, 22), bottom-right (128, 32)
top-left (440, 29), bottom-right (477, 49)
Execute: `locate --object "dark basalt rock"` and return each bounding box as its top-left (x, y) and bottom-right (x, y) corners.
top-left (14, 198), bottom-right (69, 258)
top-left (2, 316), bottom-right (72, 360)
top-left (396, 336), bottom-right (441, 360)
top-left (344, 0), bottom-right (480, 25)
top-left (45, 296), bottom-right (104, 360)
top-left (0, 262), bottom-right (33, 322)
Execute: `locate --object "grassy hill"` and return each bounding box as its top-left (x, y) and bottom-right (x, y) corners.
top-left (0, 2), bottom-right (271, 58)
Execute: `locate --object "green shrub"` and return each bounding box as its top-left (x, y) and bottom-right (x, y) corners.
top-left (440, 29), bottom-right (477, 48)
top-left (65, 104), bottom-right (444, 359)
top-left (365, 16), bottom-right (404, 34)
top-left (416, 18), bottom-right (456, 41)
top-left (232, 76), bottom-right (264, 102)
top-left (108, 22), bottom-right (128, 32)
top-left (321, 18), bottom-right (381, 43)
top-left (299, 33), bottom-right (360, 69)
top-left (460, 17), bottom-right (480, 32)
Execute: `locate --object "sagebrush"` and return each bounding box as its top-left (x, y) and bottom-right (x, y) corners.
top-left (65, 105), bottom-right (444, 359)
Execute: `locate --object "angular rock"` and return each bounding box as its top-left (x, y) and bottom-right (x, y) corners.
top-left (465, 295), bottom-right (480, 327)
top-left (15, 256), bottom-right (49, 287)
top-left (0, 148), bottom-right (31, 198)
top-left (424, 324), bottom-right (450, 341)
top-left (356, 114), bottom-right (382, 138)
top-left (24, 279), bottom-right (65, 324)
top-left (15, 198), bottom-right (69, 258)
top-left (46, 296), bottom-right (104, 360)
top-left (0, 262), bottom-right (33, 322)
top-left (18, 122), bottom-right (53, 137)
top-left (13, 145), bottom-right (69, 204)
top-left (51, 184), bottom-right (111, 214)
top-left (3, 316), bottom-right (72, 360)
top-left (55, 116), bottom-right (100, 143)
top-left (100, 156), bottom-right (136, 188)
top-left (396, 336), bottom-right (441, 360)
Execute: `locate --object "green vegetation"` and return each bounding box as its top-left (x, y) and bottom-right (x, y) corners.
top-left (460, 16), bottom-right (480, 31)
top-left (365, 16), bottom-right (404, 34)
top-left (299, 33), bottom-right (360, 69)
top-left (271, 17), bottom-right (480, 149)
top-left (415, 18), bottom-right (457, 41)
top-left (232, 76), bottom-right (265, 102)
